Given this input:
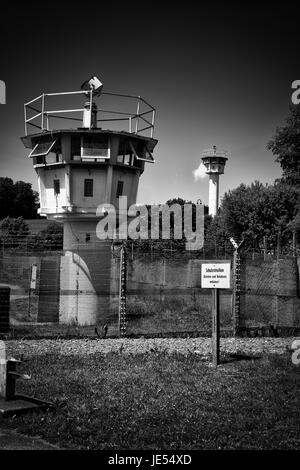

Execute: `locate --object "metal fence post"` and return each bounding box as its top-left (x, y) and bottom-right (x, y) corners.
top-left (230, 238), bottom-right (245, 336)
top-left (232, 249), bottom-right (241, 336)
top-left (118, 245), bottom-right (127, 337)
top-left (277, 229), bottom-right (281, 260)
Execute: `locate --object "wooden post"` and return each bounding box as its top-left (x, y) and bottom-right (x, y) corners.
top-left (212, 289), bottom-right (220, 367)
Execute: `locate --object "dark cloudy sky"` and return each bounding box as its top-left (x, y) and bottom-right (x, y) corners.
top-left (0, 1), bottom-right (299, 206)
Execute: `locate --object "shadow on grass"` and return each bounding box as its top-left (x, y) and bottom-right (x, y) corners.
top-left (221, 353), bottom-right (262, 364)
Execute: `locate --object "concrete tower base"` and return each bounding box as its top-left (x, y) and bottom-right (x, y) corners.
top-left (58, 220), bottom-right (114, 326)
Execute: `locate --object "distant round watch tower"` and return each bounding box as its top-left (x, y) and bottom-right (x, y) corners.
top-left (201, 145), bottom-right (228, 217)
top-left (22, 76), bottom-right (158, 325)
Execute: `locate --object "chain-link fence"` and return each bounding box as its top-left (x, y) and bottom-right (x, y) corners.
top-left (0, 234), bottom-right (299, 337)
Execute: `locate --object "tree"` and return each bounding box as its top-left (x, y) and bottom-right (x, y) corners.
top-left (0, 177), bottom-right (39, 220)
top-left (0, 177), bottom-right (15, 219)
top-left (267, 104), bottom-right (300, 185)
top-left (12, 181), bottom-right (39, 219)
top-left (127, 198), bottom-right (209, 256)
top-left (219, 181), bottom-right (300, 250)
top-left (28, 222), bottom-right (63, 251)
top-left (0, 217), bottom-right (29, 246)
top-left (39, 222), bottom-right (63, 246)
top-left (267, 104), bottom-right (300, 238)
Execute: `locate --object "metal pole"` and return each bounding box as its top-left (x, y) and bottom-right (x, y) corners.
top-left (118, 247), bottom-right (122, 337)
top-left (292, 230), bottom-right (296, 257)
top-left (151, 110), bottom-right (155, 138)
top-left (24, 104), bottom-right (27, 136)
top-left (232, 248), bottom-right (241, 336)
top-left (212, 288), bottom-right (220, 367)
top-left (277, 229), bottom-right (281, 260)
top-left (118, 245), bottom-right (127, 337)
top-left (89, 89), bottom-right (93, 130)
top-left (41, 94), bottom-right (45, 131)
top-left (135, 97), bottom-right (140, 134)
top-left (263, 236), bottom-right (267, 261)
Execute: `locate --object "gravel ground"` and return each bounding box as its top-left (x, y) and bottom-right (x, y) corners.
top-left (4, 336), bottom-right (299, 358)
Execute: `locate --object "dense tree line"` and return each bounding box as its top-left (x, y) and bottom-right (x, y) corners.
top-left (0, 218), bottom-right (63, 252)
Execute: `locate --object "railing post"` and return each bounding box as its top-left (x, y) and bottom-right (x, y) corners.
top-left (151, 110), bottom-right (155, 138)
top-left (135, 97), bottom-right (140, 134)
top-left (41, 94), bottom-right (45, 131)
top-left (89, 89), bottom-right (93, 130)
top-left (24, 104), bottom-right (27, 136)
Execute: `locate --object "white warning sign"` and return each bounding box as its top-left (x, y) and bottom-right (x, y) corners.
top-left (201, 263), bottom-right (231, 289)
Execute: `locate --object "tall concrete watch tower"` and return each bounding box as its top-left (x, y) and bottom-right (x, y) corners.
top-left (201, 145), bottom-right (228, 217)
top-left (21, 76), bottom-right (158, 325)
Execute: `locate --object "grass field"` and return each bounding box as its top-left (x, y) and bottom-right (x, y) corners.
top-left (126, 297), bottom-right (231, 335)
top-left (4, 340), bottom-right (300, 450)
top-left (8, 295), bottom-right (232, 339)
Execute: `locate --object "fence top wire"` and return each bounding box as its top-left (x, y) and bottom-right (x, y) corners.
top-left (0, 230), bottom-right (298, 259)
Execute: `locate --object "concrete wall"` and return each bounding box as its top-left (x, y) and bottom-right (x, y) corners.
top-left (240, 258), bottom-right (300, 327)
top-left (2, 253), bottom-right (300, 329)
top-left (59, 241), bottom-right (113, 326)
top-left (71, 167), bottom-right (108, 210)
top-left (127, 259), bottom-right (233, 322)
top-left (127, 257), bottom-right (300, 329)
top-left (38, 167), bottom-right (67, 212)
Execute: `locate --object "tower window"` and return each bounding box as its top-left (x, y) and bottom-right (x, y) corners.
top-left (84, 179), bottom-right (93, 197)
top-left (116, 180), bottom-right (124, 198)
top-left (54, 179), bottom-right (60, 195)
top-left (35, 156), bottom-right (45, 165)
top-left (85, 233), bottom-right (91, 243)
